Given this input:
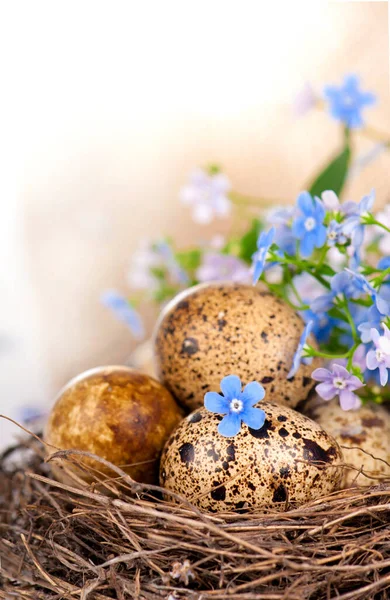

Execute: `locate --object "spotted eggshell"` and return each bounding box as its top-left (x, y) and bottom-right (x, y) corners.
top-left (308, 398), bottom-right (390, 487)
top-left (154, 282), bottom-right (321, 411)
top-left (45, 366), bottom-right (183, 485)
top-left (160, 401), bottom-right (342, 512)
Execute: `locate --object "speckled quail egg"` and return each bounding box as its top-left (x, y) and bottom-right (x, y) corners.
top-left (160, 402), bottom-right (342, 512)
top-left (154, 282), bottom-right (321, 411)
top-left (45, 366), bottom-right (183, 485)
top-left (307, 398), bottom-right (390, 487)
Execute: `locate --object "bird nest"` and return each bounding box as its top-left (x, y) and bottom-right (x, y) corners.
top-left (1, 426), bottom-right (390, 600)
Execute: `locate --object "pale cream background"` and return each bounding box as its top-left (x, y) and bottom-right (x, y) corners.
top-left (0, 1), bottom-right (389, 446)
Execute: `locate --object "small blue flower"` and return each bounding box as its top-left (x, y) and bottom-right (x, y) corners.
top-left (310, 271), bottom-right (357, 313)
top-left (101, 290), bottom-right (145, 339)
top-left (346, 269), bottom-right (390, 315)
top-left (252, 227), bottom-right (275, 285)
top-left (292, 192), bottom-right (327, 258)
top-left (341, 190), bottom-right (375, 249)
top-left (287, 321), bottom-right (314, 379)
top-left (204, 375), bottom-right (266, 437)
top-left (327, 220), bottom-right (347, 247)
top-left (324, 74), bottom-right (376, 129)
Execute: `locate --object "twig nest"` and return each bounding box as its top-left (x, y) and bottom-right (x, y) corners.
top-left (45, 366), bottom-right (183, 484)
top-left (307, 397), bottom-right (390, 487)
top-left (154, 282), bottom-right (321, 411)
top-left (160, 402), bottom-right (342, 512)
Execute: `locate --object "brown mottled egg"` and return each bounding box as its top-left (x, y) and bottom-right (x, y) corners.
top-left (45, 366), bottom-right (183, 485)
top-left (154, 282), bottom-right (321, 411)
top-left (160, 402), bottom-right (342, 512)
top-left (307, 398), bottom-right (390, 487)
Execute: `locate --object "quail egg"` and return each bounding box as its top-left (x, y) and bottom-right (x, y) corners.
top-left (154, 282), bottom-right (321, 411)
top-left (307, 398), bottom-right (390, 487)
top-left (160, 401), bottom-right (342, 512)
top-left (45, 366), bottom-right (183, 485)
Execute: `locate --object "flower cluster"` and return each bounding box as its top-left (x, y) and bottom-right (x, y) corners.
top-left (102, 74), bottom-right (390, 414)
top-left (252, 188), bottom-right (390, 409)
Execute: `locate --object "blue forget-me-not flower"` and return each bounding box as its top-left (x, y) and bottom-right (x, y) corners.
top-left (292, 192), bottom-right (327, 258)
top-left (324, 74), bottom-right (376, 129)
top-left (204, 375), bottom-right (266, 437)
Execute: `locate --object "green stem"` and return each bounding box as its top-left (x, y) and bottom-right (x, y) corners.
top-left (317, 246), bottom-right (329, 270)
top-left (371, 219), bottom-right (390, 235)
top-left (276, 254), bottom-right (331, 290)
top-left (347, 342), bottom-right (361, 371)
top-left (307, 268), bottom-right (331, 290)
top-left (342, 298), bottom-right (359, 343)
top-left (309, 348), bottom-right (350, 360)
top-left (372, 267), bottom-right (390, 287)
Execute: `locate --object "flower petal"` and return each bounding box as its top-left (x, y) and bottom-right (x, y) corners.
top-left (311, 368), bottom-right (332, 382)
top-left (371, 328), bottom-right (381, 345)
top-left (331, 271), bottom-right (350, 294)
top-left (379, 364), bottom-right (389, 386)
top-left (220, 375), bottom-right (242, 400)
top-left (321, 190), bottom-right (340, 211)
top-left (291, 217), bottom-right (306, 239)
top-left (297, 191), bottom-right (314, 215)
top-left (242, 381), bottom-right (265, 406)
top-left (339, 389), bottom-right (360, 411)
top-left (315, 224), bottom-right (327, 248)
top-left (346, 375), bottom-right (364, 391)
top-left (311, 293), bottom-right (334, 313)
top-left (252, 258), bottom-right (265, 285)
top-left (204, 392), bottom-right (230, 414)
top-left (241, 407), bottom-right (266, 430)
top-left (316, 382), bottom-right (336, 401)
top-left (375, 294), bottom-right (390, 315)
top-left (300, 233), bottom-right (316, 257)
top-left (331, 363), bottom-right (350, 378)
top-left (342, 216), bottom-right (359, 237)
top-left (218, 413), bottom-right (241, 437)
top-left (366, 350), bottom-right (378, 370)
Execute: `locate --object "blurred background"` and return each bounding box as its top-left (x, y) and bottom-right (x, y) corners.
top-left (1, 1), bottom-right (389, 448)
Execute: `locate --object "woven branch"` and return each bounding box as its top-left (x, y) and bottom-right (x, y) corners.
top-left (1, 433), bottom-right (390, 600)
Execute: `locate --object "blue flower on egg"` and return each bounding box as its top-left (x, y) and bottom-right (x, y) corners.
top-left (204, 375), bottom-right (266, 437)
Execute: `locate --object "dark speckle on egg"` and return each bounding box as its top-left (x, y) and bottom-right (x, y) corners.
top-left (160, 401), bottom-right (342, 512)
top-left (154, 283), bottom-right (322, 411)
top-left (179, 443), bottom-right (195, 464)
